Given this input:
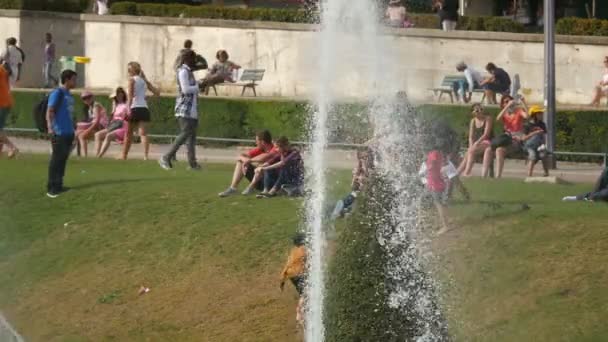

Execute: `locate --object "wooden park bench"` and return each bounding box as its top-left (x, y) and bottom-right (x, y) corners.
top-left (211, 69), bottom-right (265, 97)
top-left (429, 75), bottom-right (486, 103)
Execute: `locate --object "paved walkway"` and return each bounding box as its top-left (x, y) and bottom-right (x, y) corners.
top-left (7, 137), bottom-right (603, 183)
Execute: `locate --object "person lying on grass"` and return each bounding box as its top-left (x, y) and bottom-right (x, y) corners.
top-left (218, 130), bottom-right (279, 197)
top-left (563, 167), bottom-right (608, 202)
top-left (248, 136), bottom-right (304, 199)
top-left (280, 233), bottom-right (307, 327)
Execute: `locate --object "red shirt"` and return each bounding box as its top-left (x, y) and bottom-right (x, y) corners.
top-left (0, 67), bottom-right (12, 108)
top-left (426, 150), bottom-right (446, 193)
top-left (502, 108), bottom-right (525, 134)
top-left (247, 143), bottom-right (274, 158)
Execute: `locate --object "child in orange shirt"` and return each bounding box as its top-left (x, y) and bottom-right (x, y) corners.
top-left (280, 233), bottom-right (307, 325)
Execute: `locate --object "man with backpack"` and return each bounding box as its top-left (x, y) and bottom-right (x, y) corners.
top-left (46, 69), bottom-right (77, 198)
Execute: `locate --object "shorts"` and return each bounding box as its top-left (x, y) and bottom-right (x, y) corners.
top-left (484, 82), bottom-right (510, 94)
top-left (0, 107), bottom-right (9, 130)
top-left (128, 107), bottom-right (151, 123)
top-left (244, 164), bottom-right (264, 191)
top-left (290, 275), bottom-right (306, 296)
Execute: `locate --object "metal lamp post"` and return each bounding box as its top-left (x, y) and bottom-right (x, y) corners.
top-left (544, 0), bottom-right (556, 168)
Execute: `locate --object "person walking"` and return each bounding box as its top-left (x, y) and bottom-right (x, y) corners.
top-left (93, 0), bottom-right (109, 15)
top-left (159, 50), bottom-right (201, 170)
top-left (120, 61), bottom-right (159, 160)
top-left (0, 59), bottom-right (18, 158)
top-left (433, 0), bottom-right (459, 31)
top-left (43, 33), bottom-right (58, 88)
top-left (46, 69), bottom-right (77, 198)
top-left (2, 38), bottom-right (23, 87)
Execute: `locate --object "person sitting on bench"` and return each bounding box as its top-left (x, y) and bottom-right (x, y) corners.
top-left (199, 49), bottom-right (241, 95)
top-left (480, 62), bottom-right (511, 105)
top-left (454, 62), bottom-right (484, 103)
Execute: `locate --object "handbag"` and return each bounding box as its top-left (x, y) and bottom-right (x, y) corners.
top-left (107, 120), bottom-right (123, 132)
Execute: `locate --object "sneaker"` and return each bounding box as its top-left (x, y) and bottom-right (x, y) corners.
top-left (562, 196), bottom-right (578, 202)
top-left (218, 187), bottom-right (237, 198)
top-left (158, 157), bottom-right (172, 170)
top-left (242, 187), bottom-right (253, 196)
top-left (46, 191), bottom-right (60, 198)
top-left (187, 163), bottom-right (202, 171)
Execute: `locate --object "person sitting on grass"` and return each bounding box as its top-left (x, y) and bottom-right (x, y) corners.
top-left (332, 148), bottom-right (371, 219)
top-left (494, 95), bottom-right (529, 178)
top-left (95, 87), bottom-right (129, 158)
top-left (280, 233), bottom-right (307, 327)
top-left (563, 167), bottom-right (608, 202)
top-left (251, 136), bottom-right (304, 199)
top-left (76, 90), bottom-right (108, 158)
top-left (218, 130), bottom-right (278, 197)
top-left (522, 105), bottom-right (549, 177)
top-left (458, 103), bottom-right (493, 177)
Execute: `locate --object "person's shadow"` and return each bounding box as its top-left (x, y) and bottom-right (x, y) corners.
top-left (72, 177), bottom-right (170, 191)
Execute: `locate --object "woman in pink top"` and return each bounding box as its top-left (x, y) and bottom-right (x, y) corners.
top-left (76, 90), bottom-right (108, 157)
top-left (95, 87), bottom-right (129, 158)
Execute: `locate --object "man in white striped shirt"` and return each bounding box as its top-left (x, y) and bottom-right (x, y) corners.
top-left (159, 50), bottom-right (201, 171)
top-left (455, 62), bottom-right (484, 103)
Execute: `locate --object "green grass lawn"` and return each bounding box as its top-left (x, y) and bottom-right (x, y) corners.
top-left (1, 155), bottom-right (607, 341)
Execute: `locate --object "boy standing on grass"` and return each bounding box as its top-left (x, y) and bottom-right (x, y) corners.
top-left (46, 69), bottom-right (77, 198)
top-left (0, 59), bottom-right (18, 158)
top-left (425, 148), bottom-right (451, 235)
top-left (280, 233), bottom-right (307, 326)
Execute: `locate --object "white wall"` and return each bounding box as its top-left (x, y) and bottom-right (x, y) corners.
top-left (3, 10), bottom-right (608, 105)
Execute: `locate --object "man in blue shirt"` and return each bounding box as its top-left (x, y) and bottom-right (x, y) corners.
top-left (46, 69), bottom-right (76, 198)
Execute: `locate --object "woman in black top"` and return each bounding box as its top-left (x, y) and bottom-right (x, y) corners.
top-left (459, 103), bottom-right (494, 177)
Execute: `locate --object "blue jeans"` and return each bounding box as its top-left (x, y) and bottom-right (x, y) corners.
top-left (43, 61), bottom-right (58, 88)
top-left (263, 169), bottom-right (280, 191)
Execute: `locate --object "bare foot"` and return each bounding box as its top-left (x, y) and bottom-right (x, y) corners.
top-left (7, 148), bottom-right (18, 159)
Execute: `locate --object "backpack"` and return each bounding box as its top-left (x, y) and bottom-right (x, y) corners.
top-left (33, 89), bottom-right (63, 133)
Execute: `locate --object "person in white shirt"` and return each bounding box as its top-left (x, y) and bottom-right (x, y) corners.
top-left (93, 0), bottom-right (109, 15)
top-left (2, 38), bottom-right (23, 87)
top-left (590, 56), bottom-right (608, 106)
top-left (385, 0), bottom-right (407, 28)
top-left (159, 50), bottom-right (201, 171)
top-left (455, 62), bottom-right (484, 103)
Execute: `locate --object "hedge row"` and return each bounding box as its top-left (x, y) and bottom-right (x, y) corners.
top-left (109, 2), bottom-right (524, 32)
top-left (5, 91), bottom-right (608, 158)
top-left (0, 0), bottom-right (88, 12)
top-left (110, 2), bottom-right (315, 23)
top-left (556, 17), bottom-right (608, 36)
top-left (409, 13), bottom-right (525, 32)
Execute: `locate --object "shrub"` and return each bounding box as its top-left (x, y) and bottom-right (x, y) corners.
top-left (556, 17), bottom-right (608, 36)
top-left (2, 0), bottom-right (89, 12)
top-left (6, 91), bottom-right (607, 160)
top-left (111, 2), bottom-right (315, 24)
